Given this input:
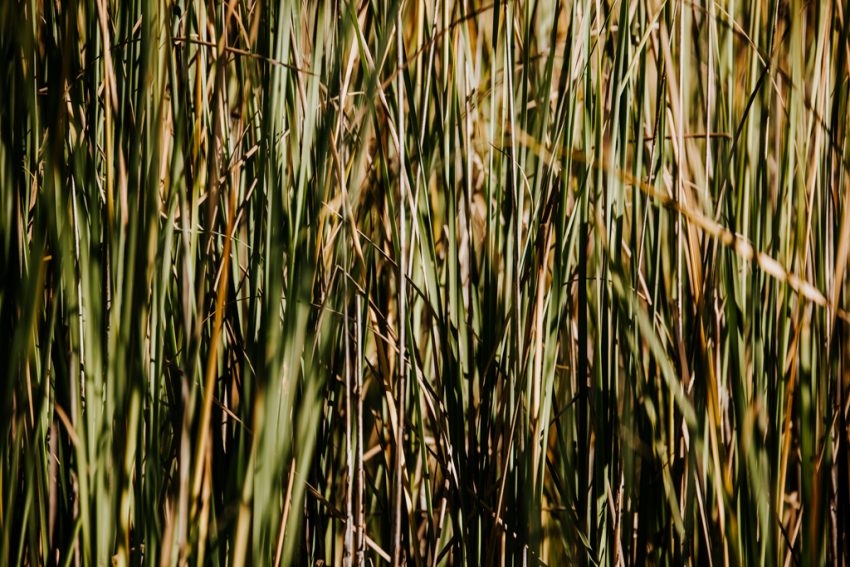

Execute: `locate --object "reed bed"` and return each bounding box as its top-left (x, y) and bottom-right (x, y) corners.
top-left (1, 0), bottom-right (849, 564)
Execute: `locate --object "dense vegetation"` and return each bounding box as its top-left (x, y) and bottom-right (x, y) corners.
top-left (2, 0), bottom-right (850, 564)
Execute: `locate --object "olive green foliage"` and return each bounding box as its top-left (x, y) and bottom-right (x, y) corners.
top-left (1, 0), bottom-right (849, 565)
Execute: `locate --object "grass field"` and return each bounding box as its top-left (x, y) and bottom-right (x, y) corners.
top-left (1, 0), bottom-right (849, 564)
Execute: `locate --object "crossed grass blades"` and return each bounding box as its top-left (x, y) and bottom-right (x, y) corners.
top-left (2, 0), bottom-right (850, 564)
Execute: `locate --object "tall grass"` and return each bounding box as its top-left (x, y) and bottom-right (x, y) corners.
top-left (1, 0), bottom-right (849, 564)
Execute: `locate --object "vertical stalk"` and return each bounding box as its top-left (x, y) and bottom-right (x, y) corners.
top-left (392, 3), bottom-right (407, 564)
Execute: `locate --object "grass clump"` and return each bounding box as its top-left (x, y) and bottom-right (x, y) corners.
top-left (1, 0), bottom-right (849, 565)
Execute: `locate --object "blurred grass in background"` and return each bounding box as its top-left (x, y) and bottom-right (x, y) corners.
top-left (1, 0), bottom-right (850, 564)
